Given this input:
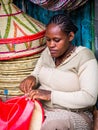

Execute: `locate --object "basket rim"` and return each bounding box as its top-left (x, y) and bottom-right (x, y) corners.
top-left (0, 30), bottom-right (45, 44)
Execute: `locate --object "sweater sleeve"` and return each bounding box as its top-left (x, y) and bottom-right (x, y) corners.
top-left (51, 59), bottom-right (98, 109)
top-left (30, 51), bottom-right (45, 86)
top-left (30, 57), bottom-right (42, 85)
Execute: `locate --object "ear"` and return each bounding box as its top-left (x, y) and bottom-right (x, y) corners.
top-left (68, 32), bottom-right (75, 42)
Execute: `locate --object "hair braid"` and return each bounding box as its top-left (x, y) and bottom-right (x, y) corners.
top-left (46, 14), bottom-right (78, 34)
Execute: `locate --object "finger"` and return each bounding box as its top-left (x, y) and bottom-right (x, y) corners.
top-left (32, 91), bottom-right (44, 100)
top-left (22, 79), bottom-right (30, 93)
top-left (33, 93), bottom-right (50, 101)
top-left (33, 94), bottom-right (45, 100)
top-left (27, 90), bottom-right (36, 99)
top-left (24, 81), bottom-right (30, 93)
top-left (19, 82), bottom-right (25, 92)
top-left (33, 94), bottom-right (40, 100)
top-left (25, 77), bottom-right (36, 92)
top-left (23, 81), bottom-right (29, 93)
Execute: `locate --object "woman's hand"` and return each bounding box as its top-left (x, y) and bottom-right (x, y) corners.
top-left (19, 75), bottom-right (36, 93)
top-left (27, 89), bottom-right (51, 101)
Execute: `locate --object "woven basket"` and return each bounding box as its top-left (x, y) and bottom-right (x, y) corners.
top-left (0, 0), bottom-right (46, 60)
top-left (30, 0), bottom-right (88, 11)
top-left (0, 0), bottom-right (46, 96)
top-left (0, 53), bottom-right (42, 96)
top-left (29, 0), bottom-right (59, 8)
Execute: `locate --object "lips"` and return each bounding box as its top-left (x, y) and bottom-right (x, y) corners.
top-left (50, 49), bottom-right (57, 55)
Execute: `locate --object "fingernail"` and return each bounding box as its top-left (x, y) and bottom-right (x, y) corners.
top-left (25, 97), bottom-right (31, 101)
top-left (25, 93), bottom-right (29, 96)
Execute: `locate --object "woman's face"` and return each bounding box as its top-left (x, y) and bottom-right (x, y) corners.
top-left (45, 23), bottom-right (74, 58)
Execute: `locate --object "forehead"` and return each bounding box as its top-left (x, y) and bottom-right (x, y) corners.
top-left (46, 23), bottom-right (60, 31)
top-left (45, 23), bottom-right (65, 36)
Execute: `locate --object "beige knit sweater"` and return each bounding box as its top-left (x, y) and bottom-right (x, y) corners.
top-left (31, 46), bottom-right (98, 109)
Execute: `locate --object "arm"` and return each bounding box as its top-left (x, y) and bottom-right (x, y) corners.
top-left (51, 59), bottom-right (98, 109)
top-left (19, 51), bottom-right (44, 93)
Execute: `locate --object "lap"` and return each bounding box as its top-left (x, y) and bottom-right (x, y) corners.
top-left (41, 109), bottom-right (93, 130)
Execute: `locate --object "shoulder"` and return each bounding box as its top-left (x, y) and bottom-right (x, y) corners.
top-left (74, 46), bottom-right (96, 66)
top-left (76, 46), bottom-right (95, 58)
top-left (76, 46), bottom-right (95, 60)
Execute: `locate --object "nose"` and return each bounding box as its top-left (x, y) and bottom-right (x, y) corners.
top-left (48, 40), bottom-right (56, 48)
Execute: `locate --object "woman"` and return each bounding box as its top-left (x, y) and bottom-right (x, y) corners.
top-left (20, 14), bottom-right (98, 130)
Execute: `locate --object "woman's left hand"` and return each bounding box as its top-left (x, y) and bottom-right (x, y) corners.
top-left (26, 89), bottom-right (51, 101)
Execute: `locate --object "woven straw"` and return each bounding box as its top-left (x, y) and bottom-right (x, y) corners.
top-left (0, 0), bottom-right (46, 60)
top-left (30, 0), bottom-right (88, 11)
top-left (30, 0), bottom-right (59, 8)
top-left (0, 0), bottom-right (46, 96)
top-left (0, 53), bottom-right (43, 96)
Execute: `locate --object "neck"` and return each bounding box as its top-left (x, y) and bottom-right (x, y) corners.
top-left (55, 44), bottom-right (76, 66)
top-left (60, 44), bottom-right (73, 58)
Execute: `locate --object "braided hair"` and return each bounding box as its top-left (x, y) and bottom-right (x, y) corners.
top-left (46, 14), bottom-right (78, 34)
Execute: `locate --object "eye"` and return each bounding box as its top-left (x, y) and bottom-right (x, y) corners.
top-left (45, 37), bottom-right (51, 42)
top-left (54, 38), bottom-right (61, 42)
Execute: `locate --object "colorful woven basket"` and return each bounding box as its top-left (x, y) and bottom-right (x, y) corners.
top-left (0, 0), bottom-right (46, 60)
top-left (0, 54), bottom-right (42, 96)
top-left (29, 0), bottom-right (59, 8)
top-left (0, 0), bottom-right (46, 97)
top-left (30, 0), bottom-right (88, 11)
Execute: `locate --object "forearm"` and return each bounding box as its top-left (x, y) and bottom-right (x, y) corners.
top-left (51, 90), bottom-right (97, 109)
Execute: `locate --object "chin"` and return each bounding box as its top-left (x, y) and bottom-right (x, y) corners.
top-left (51, 54), bottom-right (58, 58)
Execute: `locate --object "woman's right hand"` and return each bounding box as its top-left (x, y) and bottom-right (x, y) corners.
top-left (19, 75), bottom-right (36, 93)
